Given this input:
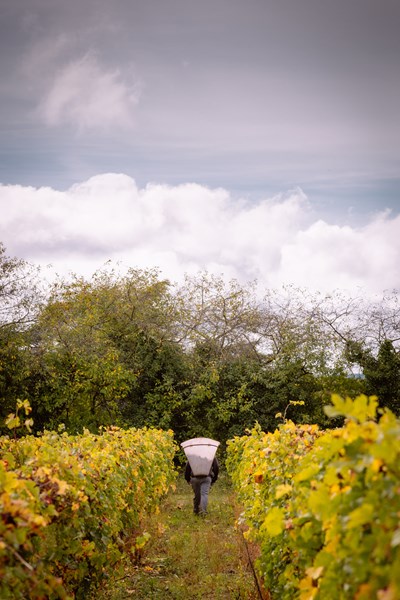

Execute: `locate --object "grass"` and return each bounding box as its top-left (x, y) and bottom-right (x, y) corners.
top-left (95, 473), bottom-right (261, 599)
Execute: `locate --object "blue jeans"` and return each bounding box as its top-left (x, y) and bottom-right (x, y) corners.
top-left (190, 476), bottom-right (212, 514)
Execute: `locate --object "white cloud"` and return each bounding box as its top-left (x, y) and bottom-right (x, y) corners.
top-left (0, 174), bottom-right (399, 295)
top-left (277, 212), bottom-right (400, 293)
top-left (38, 53), bottom-right (140, 131)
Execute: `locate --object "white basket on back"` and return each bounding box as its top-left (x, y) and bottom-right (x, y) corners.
top-left (181, 437), bottom-right (220, 476)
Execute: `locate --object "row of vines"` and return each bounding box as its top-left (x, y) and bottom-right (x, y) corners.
top-left (0, 403), bottom-right (177, 599)
top-left (226, 395), bottom-right (400, 600)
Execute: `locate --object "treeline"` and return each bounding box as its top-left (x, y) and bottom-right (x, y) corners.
top-left (1, 242), bottom-right (399, 446)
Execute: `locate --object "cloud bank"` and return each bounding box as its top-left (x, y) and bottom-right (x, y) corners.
top-left (1, 174), bottom-right (399, 295)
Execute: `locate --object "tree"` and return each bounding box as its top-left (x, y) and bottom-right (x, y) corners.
top-left (0, 243), bottom-right (44, 430)
top-left (0, 242), bottom-right (44, 330)
top-left (174, 272), bottom-right (263, 361)
top-left (28, 267), bottom-right (188, 432)
top-left (346, 338), bottom-right (400, 415)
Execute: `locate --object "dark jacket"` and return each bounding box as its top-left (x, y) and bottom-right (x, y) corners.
top-left (185, 457), bottom-right (219, 484)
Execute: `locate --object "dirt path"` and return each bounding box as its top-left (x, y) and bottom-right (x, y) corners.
top-left (97, 473), bottom-right (261, 599)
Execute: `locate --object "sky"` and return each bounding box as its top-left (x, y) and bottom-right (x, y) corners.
top-left (0, 0), bottom-right (399, 295)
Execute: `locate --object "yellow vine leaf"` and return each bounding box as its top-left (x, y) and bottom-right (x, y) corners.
top-left (260, 507), bottom-right (284, 537)
top-left (325, 394), bottom-right (378, 422)
top-left (306, 565), bottom-right (324, 580)
top-left (347, 503), bottom-right (374, 529)
top-left (294, 463), bottom-right (320, 483)
top-left (275, 484), bottom-right (292, 499)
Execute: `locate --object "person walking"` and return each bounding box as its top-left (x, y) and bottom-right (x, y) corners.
top-left (185, 456), bottom-right (219, 516)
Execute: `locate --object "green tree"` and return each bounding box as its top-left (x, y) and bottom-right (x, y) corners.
top-left (0, 243), bottom-right (43, 430)
top-left (29, 267), bottom-right (188, 432)
top-left (346, 339), bottom-right (400, 414)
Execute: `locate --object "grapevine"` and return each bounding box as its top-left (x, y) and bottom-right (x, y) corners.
top-left (0, 425), bottom-right (177, 599)
top-left (226, 395), bottom-right (400, 599)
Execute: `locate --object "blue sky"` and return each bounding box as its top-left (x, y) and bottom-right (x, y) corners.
top-left (0, 0), bottom-right (399, 293)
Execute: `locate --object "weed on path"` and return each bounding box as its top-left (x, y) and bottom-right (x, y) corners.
top-left (97, 473), bottom-right (260, 599)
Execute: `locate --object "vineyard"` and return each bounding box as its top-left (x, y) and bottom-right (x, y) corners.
top-left (0, 405), bottom-right (177, 599)
top-left (226, 395), bottom-right (400, 599)
top-left (1, 395), bottom-right (400, 599)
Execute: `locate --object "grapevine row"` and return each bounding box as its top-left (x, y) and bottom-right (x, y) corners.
top-left (226, 395), bottom-right (400, 599)
top-left (0, 426), bottom-right (177, 599)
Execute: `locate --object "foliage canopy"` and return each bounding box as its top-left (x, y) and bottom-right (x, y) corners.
top-left (1, 243), bottom-right (399, 442)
